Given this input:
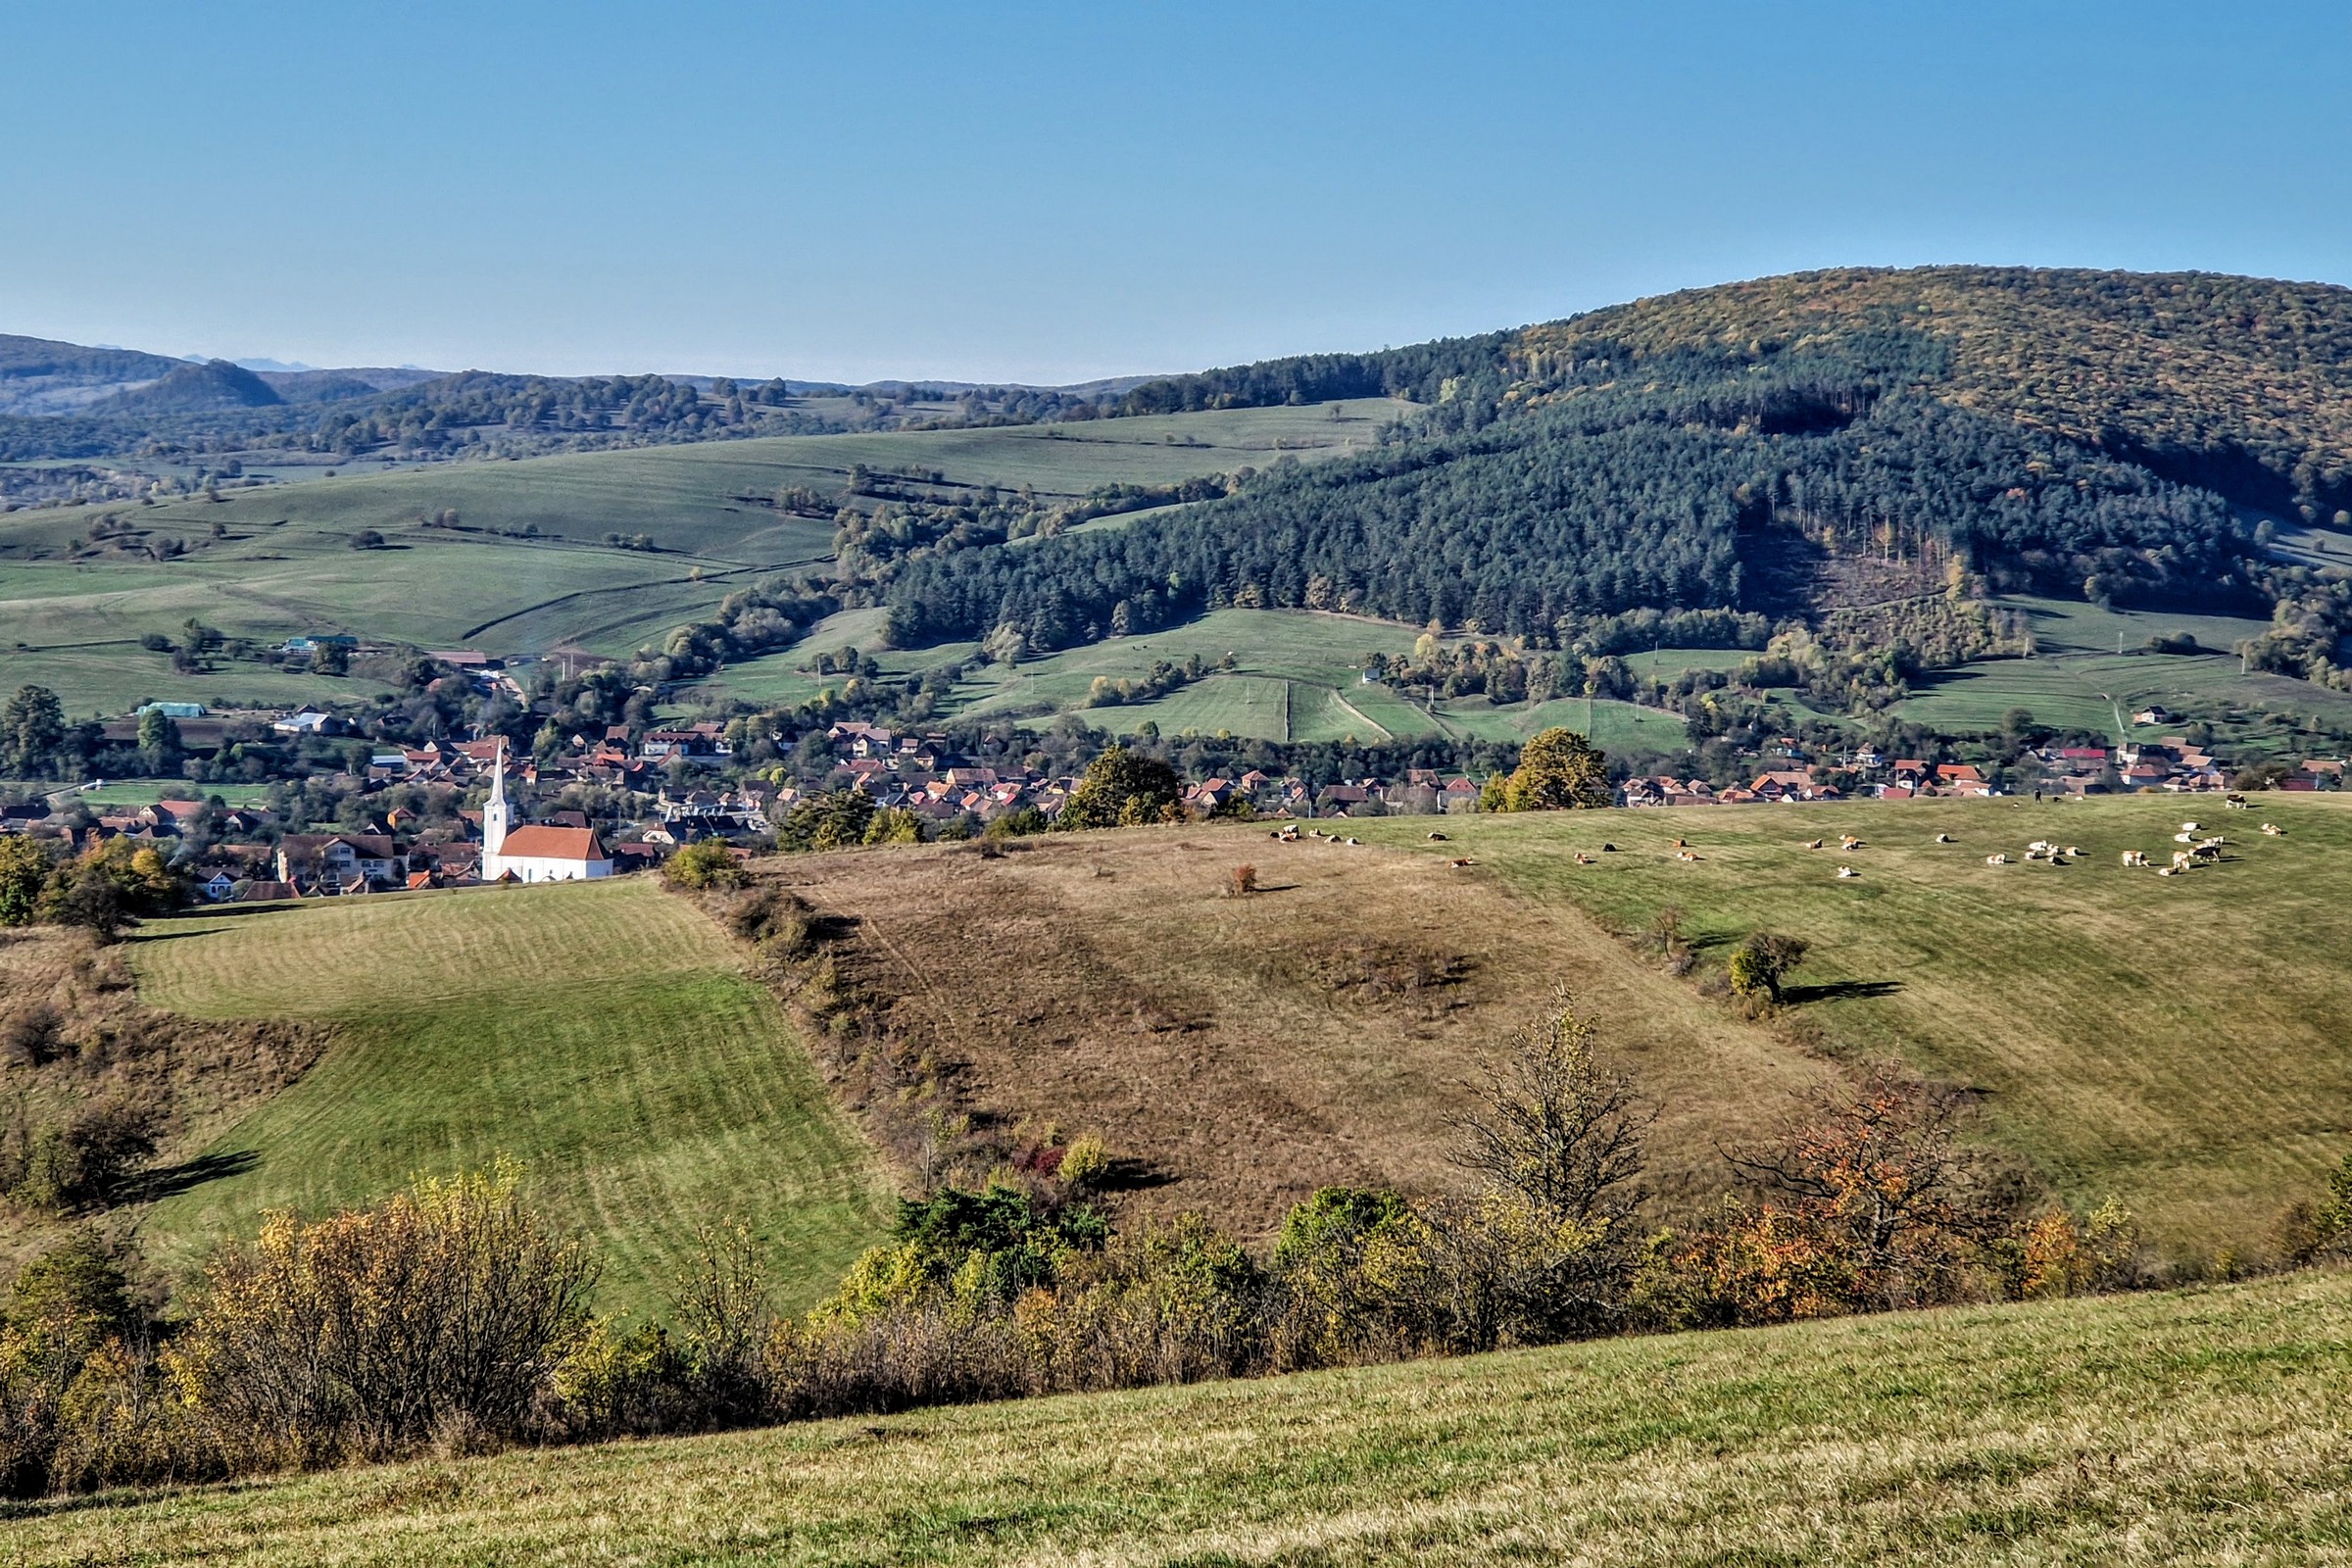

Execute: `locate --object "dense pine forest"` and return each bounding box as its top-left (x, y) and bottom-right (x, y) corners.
top-left (861, 270), bottom-right (2352, 676)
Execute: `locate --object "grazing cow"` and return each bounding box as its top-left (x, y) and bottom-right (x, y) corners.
top-left (1985, 853), bottom-right (2010, 865)
top-left (1804, 838), bottom-right (1825, 850)
top-left (2064, 846), bottom-right (2081, 857)
top-left (2121, 851), bottom-right (2148, 867)
top-left (1447, 857), bottom-right (1474, 868)
top-left (2227, 795), bottom-right (2251, 809)
top-left (1345, 837), bottom-right (1361, 846)
top-left (1935, 833), bottom-right (1952, 843)
top-left (1840, 835), bottom-right (1864, 851)
top-left (2158, 864), bottom-right (2183, 876)
top-left (1427, 831), bottom-right (1448, 841)
top-left (1837, 865), bottom-right (1859, 879)
top-left (1676, 850), bottom-right (1703, 861)
top-left (2262, 823), bottom-right (2285, 836)
top-left (2173, 831), bottom-right (2197, 844)
top-left (2180, 821), bottom-right (2201, 833)
top-left (1573, 852), bottom-right (1594, 865)
top-left (1672, 837), bottom-right (1688, 849)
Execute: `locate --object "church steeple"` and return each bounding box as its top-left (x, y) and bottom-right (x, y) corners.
top-left (483, 739), bottom-right (512, 870)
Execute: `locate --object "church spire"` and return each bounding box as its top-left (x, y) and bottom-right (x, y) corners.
top-left (483, 738), bottom-right (511, 868)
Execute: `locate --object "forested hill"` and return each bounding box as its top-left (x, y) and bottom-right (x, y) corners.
top-left (880, 268), bottom-right (2352, 654)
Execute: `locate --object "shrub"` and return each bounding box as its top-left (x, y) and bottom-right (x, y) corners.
top-left (1225, 863), bottom-right (1257, 898)
top-left (170, 1161), bottom-right (595, 1469)
top-left (664, 840), bottom-right (744, 890)
top-left (0, 837), bottom-right (49, 927)
top-left (1057, 1134), bottom-right (1110, 1193)
top-left (727, 884), bottom-right (814, 957)
top-left (3, 1097), bottom-right (162, 1213)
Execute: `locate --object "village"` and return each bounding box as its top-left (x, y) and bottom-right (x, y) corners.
top-left (3, 685), bottom-right (2340, 903)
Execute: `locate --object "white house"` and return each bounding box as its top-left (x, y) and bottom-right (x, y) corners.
top-left (481, 745), bottom-right (613, 883)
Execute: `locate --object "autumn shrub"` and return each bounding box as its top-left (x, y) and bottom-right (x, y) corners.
top-left (170, 1161), bottom-right (596, 1469)
top-left (664, 840), bottom-right (745, 891)
top-left (2, 1095), bottom-right (163, 1213)
top-left (1056, 1133), bottom-right (1110, 1193)
top-left (726, 882), bottom-right (814, 957)
top-left (1226, 863), bottom-right (1257, 898)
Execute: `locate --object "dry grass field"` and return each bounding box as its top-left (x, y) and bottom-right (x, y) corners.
top-left (768, 830), bottom-right (1830, 1238)
top-left (127, 879), bottom-right (892, 1312)
top-left (15, 1266), bottom-right (2352, 1564)
top-left (1347, 793), bottom-right (2352, 1263)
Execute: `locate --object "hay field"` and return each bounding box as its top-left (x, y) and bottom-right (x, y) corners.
top-left (768, 830), bottom-right (1828, 1237)
top-left (1351, 794), bottom-right (2352, 1259)
top-left (19, 1266), bottom-right (2352, 1564)
top-left (128, 879), bottom-right (891, 1313)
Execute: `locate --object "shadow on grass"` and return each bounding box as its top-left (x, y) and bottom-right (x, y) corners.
top-left (121, 1149), bottom-right (260, 1203)
top-left (1781, 979), bottom-right (1904, 1005)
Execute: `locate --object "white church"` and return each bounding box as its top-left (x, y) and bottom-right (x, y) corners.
top-left (481, 744), bottom-right (614, 883)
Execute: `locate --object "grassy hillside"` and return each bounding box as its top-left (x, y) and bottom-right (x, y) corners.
top-left (0, 402), bottom-right (1404, 713)
top-left (1348, 794), bottom-right (2352, 1259)
top-left (18, 1266), bottom-right (2352, 1563)
top-left (128, 878), bottom-right (891, 1314)
top-left (698, 606), bottom-right (1695, 755)
top-left (769, 830), bottom-right (1826, 1237)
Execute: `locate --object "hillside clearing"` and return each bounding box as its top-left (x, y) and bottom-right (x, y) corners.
top-left (17, 1267), bottom-right (2352, 1564)
top-left (127, 879), bottom-right (891, 1314)
top-left (767, 830), bottom-right (1827, 1238)
top-left (0, 402), bottom-right (1405, 712)
top-left (1349, 794), bottom-right (2352, 1259)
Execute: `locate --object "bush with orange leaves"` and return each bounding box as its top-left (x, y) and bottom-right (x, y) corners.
top-left (1633, 1061), bottom-right (2016, 1329)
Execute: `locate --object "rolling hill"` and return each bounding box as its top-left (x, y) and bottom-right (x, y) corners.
top-left (18, 1265), bottom-right (2352, 1564)
top-left (127, 878), bottom-right (893, 1315)
top-left (0, 400), bottom-right (1404, 713)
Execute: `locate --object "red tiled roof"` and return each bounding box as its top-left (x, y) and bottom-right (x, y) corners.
top-left (497, 825), bottom-right (609, 861)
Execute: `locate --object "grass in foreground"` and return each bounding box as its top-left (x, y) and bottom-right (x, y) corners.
top-left (127, 878), bottom-right (891, 1314)
top-left (1352, 794), bottom-right (2352, 1259)
top-left (13, 1267), bottom-right (2351, 1564)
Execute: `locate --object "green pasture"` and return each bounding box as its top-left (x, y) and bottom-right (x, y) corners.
top-left (22, 1268), bottom-right (2352, 1563)
top-left (1353, 793), bottom-right (2352, 1258)
top-left (1893, 650), bottom-right (2352, 740)
top-left (128, 878), bottom-right (892, 1315)
top-left (0, 402), bottom-right (1404, 715)
top-left (1998, 593), bottom-right (2275, 656)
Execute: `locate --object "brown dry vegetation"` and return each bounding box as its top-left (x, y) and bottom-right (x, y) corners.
top-left (755, 827), bottom-right (1830, 1238)
top-left (0, 923), bottom-right (328, 1274)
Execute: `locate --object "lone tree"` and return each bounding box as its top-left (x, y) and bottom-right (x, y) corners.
top-left (1728, 932), bottom-right (1810, 1004)
top-left (1499, 727), bottom-right (1611, 810)
top-left (1450, 995), bottom-right (1654, 1225)
top-left (1055, 745), bottom-right (1182, 830)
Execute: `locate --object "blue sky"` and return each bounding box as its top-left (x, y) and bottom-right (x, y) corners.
top-left (4, 3), bottom-right (2350, 383)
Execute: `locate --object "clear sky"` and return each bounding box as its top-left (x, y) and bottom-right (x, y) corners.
top-left (5, 2), bottom-right (2350, 383)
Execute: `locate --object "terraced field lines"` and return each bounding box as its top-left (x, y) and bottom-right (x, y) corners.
top-left (130, 878), bottom-right (892, 1314)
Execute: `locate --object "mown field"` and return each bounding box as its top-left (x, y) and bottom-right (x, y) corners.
top-left (17, 1266), bottom-right (2352, 1564)
top-left (0, 402), bottom-right (1404, 714)
top-left (1352, 794), bottom-right (2352, 1259)
top-left (708, 606), bottom-right (1698, 752)
top-left (1892, 649), bottom-right (2352, 742)
top-left (128, 878), bottom-right (891, 1314)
